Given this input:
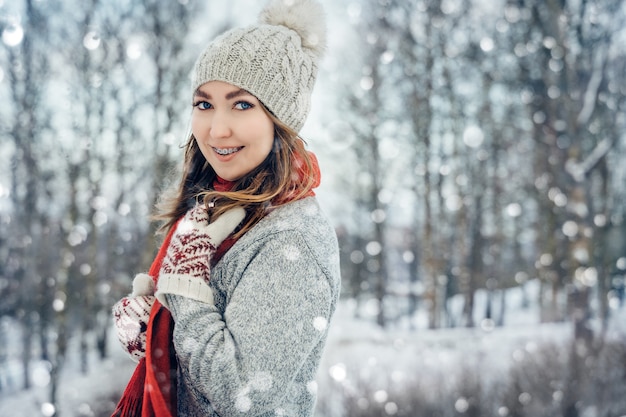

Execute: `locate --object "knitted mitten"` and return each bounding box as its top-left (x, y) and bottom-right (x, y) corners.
top-left (112, 273), bottom-right (155, 362)
top-left (156, 205), bottom-right (245, 308)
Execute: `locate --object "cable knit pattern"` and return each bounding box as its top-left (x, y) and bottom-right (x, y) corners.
top-left (164, 197), bottom-right (340, 416)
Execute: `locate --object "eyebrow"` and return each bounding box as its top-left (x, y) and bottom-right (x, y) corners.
top-left (193, 88), bottom-right (252, 101)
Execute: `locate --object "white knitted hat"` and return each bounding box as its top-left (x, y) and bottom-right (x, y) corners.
top-left (192, 0), bottom-right (327, 133)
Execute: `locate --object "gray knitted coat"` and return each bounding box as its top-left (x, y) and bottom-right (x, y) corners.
top-left (164, 197), bottom-right (341, 416)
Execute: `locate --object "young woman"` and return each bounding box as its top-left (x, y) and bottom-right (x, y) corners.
top-left (111, 0), bottom-right (340, 416)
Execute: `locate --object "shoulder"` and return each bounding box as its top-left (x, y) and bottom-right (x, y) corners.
top-left (212, 197), bottom-right (341, 311)
top-left (224, 197), bottom-right (339, 275)
top-left (251, 197), bottom-right (335, 242)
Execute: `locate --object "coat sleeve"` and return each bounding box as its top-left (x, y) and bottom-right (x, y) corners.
top-left (164, 229), bottom-right (334, 415)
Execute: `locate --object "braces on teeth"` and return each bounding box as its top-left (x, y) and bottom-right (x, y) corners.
top-left (215, 147), bottom-right (241, 155)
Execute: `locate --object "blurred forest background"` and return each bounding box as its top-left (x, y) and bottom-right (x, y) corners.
top-left (1, 0), bottom-right (626, 416)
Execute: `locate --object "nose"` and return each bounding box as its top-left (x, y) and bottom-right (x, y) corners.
top-left (209, 111), bottom-right (232, 140)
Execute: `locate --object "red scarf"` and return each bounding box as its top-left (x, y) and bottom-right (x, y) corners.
top-left (112, 150), bottom-right (320, 416)
top-left (111, 223), bottom-right (178, 417)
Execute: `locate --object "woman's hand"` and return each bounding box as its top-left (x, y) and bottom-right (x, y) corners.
top-left (156, 205), bottom-right (245, 307)
top-left (159, 204), bottom-right (245, 284)
top-left (112, 273), bottom-right (155, 362)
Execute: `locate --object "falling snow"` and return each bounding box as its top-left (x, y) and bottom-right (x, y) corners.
top-left (1, 0), bottom-right (626, 415)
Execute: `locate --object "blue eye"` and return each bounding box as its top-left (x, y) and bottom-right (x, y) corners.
top-left (194, 101), bottom-right (212, 110)
top-left (234, 101), bottom-right (254, 110)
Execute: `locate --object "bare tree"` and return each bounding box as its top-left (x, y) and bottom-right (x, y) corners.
top-left (1, 0), bottom-right (56, 390)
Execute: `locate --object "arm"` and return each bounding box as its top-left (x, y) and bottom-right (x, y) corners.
top-left (165, 230), bottom-right (334, 415)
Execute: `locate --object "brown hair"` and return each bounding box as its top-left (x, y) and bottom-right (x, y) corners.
top-left (154, 105), bottom-right (317, 238)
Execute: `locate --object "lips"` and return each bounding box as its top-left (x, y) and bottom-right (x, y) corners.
top-left (213, 147), bottom-right (243, 156)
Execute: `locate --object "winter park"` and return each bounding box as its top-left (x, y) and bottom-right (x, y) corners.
top-left (1, 0), bottom-right (626, 416)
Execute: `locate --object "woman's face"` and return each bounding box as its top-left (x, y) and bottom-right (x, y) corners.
top-left (192, 81), bottom-right (275, 181)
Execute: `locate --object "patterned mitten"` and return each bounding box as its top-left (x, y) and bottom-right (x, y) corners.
top-left (112, 273), bottom-right (155, 362)
top-left (156, 205), bottom-right (245, 308)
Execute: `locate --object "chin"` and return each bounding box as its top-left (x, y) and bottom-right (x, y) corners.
top-left (216, 172), bottom-right (242, 182)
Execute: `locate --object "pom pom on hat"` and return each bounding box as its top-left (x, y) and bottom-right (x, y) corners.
top-left (259, 0), bottom-right (327, 57)
top-left (192, 0), bottom-right (327, 132)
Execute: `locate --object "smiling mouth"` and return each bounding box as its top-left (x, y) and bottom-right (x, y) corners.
top-left (213, 147), bottom-right (243, 156)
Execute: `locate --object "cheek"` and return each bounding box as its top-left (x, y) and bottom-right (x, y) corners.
top-left (258, 121), bottom-right (275, 154)
top-left (190, 114), bottom-right (202, 137)
top-left (195, 140), bottom-right (212, 164)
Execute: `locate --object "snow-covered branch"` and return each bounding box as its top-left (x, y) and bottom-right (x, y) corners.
top-left (565, 137), bottom-right (614, 182)
top-left (576, 45), bottom-right (607, 127)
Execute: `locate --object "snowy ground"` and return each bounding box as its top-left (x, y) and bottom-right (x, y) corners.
top-left (1, 280), bottom-right (624, 417)
top-left (315, 283), bottom-right (626, 416)
top-left (0, 324), bottom-right (135, 417)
